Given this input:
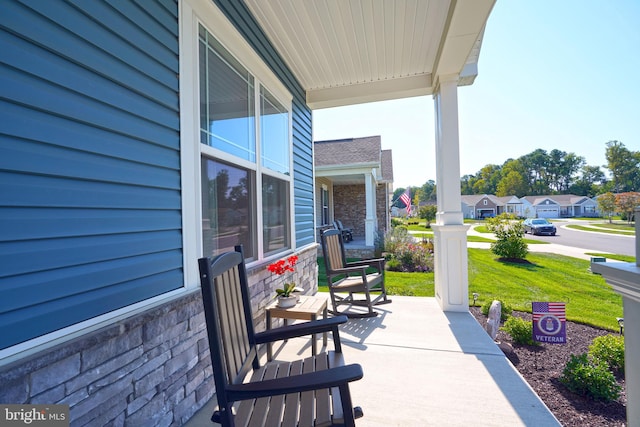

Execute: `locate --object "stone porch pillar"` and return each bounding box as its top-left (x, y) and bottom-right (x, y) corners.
top-left (431, 74), bottom-right (470, 312)
top-left (364, 171), bottom-right (377, 246)
top-left (591, 207), bottom-right (640, 426)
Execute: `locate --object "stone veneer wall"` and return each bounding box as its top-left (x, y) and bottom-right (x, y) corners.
top-left (0, 245), bottom-right (318, 427)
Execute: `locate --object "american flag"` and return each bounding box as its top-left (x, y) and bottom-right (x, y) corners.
top-left (400, 189), bottom-right (411, 215)
top-left (532, 302), bottom-right (566, 321)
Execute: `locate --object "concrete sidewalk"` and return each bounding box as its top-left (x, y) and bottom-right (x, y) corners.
top-left (467, 240), bottom-right (598, 260)
top-left (188, 296), bottom-right (561, 426)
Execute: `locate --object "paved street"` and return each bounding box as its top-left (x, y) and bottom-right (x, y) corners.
top-left (465, 220), bottom-right (636, 259)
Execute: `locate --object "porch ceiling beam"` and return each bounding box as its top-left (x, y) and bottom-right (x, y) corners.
top-left (307, 73), bottom-right (433, 110)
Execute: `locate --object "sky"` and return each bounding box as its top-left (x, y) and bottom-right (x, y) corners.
top-left (312, 0), bottom-right (640, 190)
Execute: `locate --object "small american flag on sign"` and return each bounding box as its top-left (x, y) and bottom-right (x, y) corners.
top-left (532, 302), bottom-right (566, 321)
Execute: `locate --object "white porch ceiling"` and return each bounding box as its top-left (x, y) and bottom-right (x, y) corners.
top-left (244, 0), bottom-right (495, 109)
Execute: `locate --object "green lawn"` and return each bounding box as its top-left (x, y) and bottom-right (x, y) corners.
top-left (474, 225), bottom-right (491, 234)
top-left (317, 257), bottom-right (434, 297)
top-left (589, 222), bottom-right (635, 232)
top-left (565, 224), bottom-right (634, 236)
top-left (318, 249), bottom-right (623, 331)
top-left (585, 252), bottom-right (636, 263)
top-left (467, 235), bottom-right (496, 243)
top-left (467, 249), bottom-right (622, 330)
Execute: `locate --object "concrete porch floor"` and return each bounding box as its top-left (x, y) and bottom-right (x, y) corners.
top-left (187, 295), bottom-right (560, 426)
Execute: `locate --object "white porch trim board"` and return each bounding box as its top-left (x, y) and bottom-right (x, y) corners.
top-left (433, 75), bottom-right (470, 312)
top-left (364, 171), bottom-right (377, 246)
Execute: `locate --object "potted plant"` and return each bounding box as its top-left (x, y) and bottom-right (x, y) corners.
top-left (267, 255), bottom-right (303, 308)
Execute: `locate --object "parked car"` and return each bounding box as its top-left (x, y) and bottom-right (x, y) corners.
top-left (523, 218), bottom-right (557, 236)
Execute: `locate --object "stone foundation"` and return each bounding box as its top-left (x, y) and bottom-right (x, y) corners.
top-left (0, 245), bottom-right (318, 426)
top-left (344, 247), bottom-right (376, 259)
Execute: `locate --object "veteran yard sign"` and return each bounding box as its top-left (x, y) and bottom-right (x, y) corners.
top-left (532, 302), bottom-right (566, 344)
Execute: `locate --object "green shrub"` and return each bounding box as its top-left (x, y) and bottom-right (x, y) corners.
top-left (481, 299), bottom-right (512, 321)
top-left (560, 354), bottom-right (621, 401)
top-left (385, 259), bottom-right (402, 271)
top-left (501, 316), bottom-right (537, 346)
top-left (486, 213), bottom-right (528, 260)
top-left (589, 335), bottom-right (625, 374)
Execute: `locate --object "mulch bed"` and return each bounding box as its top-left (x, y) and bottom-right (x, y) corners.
top-left (470, 307), bottom-right (627, 427)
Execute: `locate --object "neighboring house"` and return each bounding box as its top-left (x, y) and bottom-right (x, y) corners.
top-left (495, 195), bottom-right (526, 217)
top-left (519, 197), bottom-right (536, 218)
top-left (521, 194), bottom-right (599, 218)
top-left (463, 194), bottom-right (599, 219)
top-left (314, 136), bottom-right (393, 247)
top-left (521, 196), bottom-right (561, 218)
top-left (461, 194), bottom-right (502, 219)
top-left (0, 1), bottom-right (496, 425)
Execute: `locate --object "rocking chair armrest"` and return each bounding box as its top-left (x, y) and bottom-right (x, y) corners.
top-left (345, 258), bottom-right (385, 269)
top-left (226, 364), bottom-right (364, 400)
top-left (255, 315), bottom-right (348, 344)
top-left (328, 265), bottom-right (369, 275)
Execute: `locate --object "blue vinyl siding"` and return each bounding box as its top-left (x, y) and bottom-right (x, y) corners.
top-left (0, 0), bottom-right (180, 350)
top-left (214, 0), bottom-right (316, 248)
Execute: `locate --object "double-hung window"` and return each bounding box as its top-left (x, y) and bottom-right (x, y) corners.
top-left (198, 24), bottom-right (292, 261)
top-left (321, 186), bottom-right (329, 225)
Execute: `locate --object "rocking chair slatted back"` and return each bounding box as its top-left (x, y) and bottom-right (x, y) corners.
top-left (199, 251), bottom-right (257, 388)
top-left (324, 230), bottom-right (347, 271)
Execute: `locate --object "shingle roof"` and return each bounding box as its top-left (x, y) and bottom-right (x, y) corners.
top-left (314, 136), bottom-right (381, 167)
top-left (521, 194), bottom-right (589, 205)
top-left (460, 194), bottom-right (503, 206)
top-left (494, 195), bottom-right (522, 204)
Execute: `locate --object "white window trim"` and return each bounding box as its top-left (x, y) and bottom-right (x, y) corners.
top-left (180, 0), bottom-right (295, 289)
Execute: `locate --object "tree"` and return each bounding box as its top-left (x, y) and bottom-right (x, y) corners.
top-left (418, 205), bottom-right (437, 227)
top-left (476, 164), bottom-right (502, 194)
top-left (460, 174), bottom-right (477, 195)
top-left (605, 141), bottom-right (640, 192)
top-left (556, 152), bottom-right (585, 192)
top-left (415, 180), bottom-right (437, 204)
top-left (496, 170), bottom-right (528, 197)
top-left (615, 192), bottom-right (640, 224)
top-left (570, 165), bottom-right (605, 197)
top-left (597, 192), bottom-right (617, 223)
top-left (519, 149), bottom-right (550, 195)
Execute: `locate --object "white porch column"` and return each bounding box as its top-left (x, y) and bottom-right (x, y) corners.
top-left (591, 207), bottom-right (640, 426)
top-left (364, 171), bottom-right (377, 246)
top-left (431, 74), bottom-right (470, 312)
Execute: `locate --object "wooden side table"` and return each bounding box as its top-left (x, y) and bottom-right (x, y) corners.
top-left (265, 295), bottom-right (329, 361)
